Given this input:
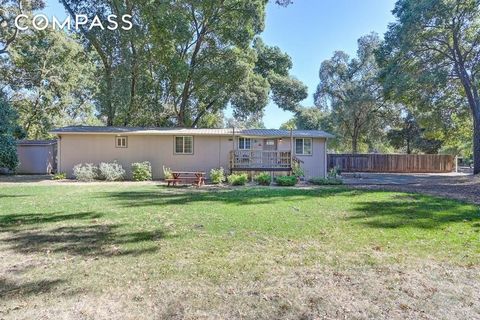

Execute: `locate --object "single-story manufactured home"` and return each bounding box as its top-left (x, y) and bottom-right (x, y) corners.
top-left (50, 126), bottom-right (334, 179)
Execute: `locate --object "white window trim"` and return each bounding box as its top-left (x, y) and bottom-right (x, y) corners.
top-left (116, 136), bottom-right (128, 148)
top-left (238, 137), bottom-right (251, 150)
top-left (295, 138), bottom-right (312, 156)
top-left (174, 136), bottom-right (194, 154)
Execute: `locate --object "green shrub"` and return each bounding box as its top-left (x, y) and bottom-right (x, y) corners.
top-left (52, 172), bottom-right (66, 180)
top-left (0, 94), bottom-right (22, 171)
top-left (132, 161), bottom-right (152, 181)
top-left (163, 165), bottom-right (173, 179)
top-left (292, 162), bottom-right (305, 178)
top-left (73, 163), bottom-right (98, 182)
top-left (328, 166), bottom-right (341, 179)
top-left (99, 161), bottom-right (125, 181)
top-left (210, 167), bottom-right (225, 184)
top-left (309, 177), bottom-right (343, 185)
top-left (255, 172), bottom-right (271, 186)
top-left (0, 135), bottom-right (19, 171)
top-left (227, 173), bottom-right (248, 186)
top-left (275, 175), bottom-right (297, 186)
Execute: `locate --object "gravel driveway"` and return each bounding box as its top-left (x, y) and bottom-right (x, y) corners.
top-left (344, 172), bottom-right (480, 205)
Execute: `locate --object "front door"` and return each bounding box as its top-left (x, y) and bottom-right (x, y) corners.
top-left (263, 139), bottom-right (277, 167)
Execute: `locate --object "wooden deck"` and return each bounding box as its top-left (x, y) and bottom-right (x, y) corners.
top-left (229, 150), bottom-right (294, 171)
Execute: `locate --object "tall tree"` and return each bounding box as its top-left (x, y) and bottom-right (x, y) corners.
top-left (378, 0), bottom-right (480, 174)
top-left (225, 111), bottom-right (266, 129)
top-left (0, 0), bottom-right (45, 55)
top-left (3, 28), bottom-right (96, 138)
top-left (60, 0), bottom-right (144, 126)
top-left (0, 91), bottom-right (24, 170)
top-left (252, 38), bottom-right (308, 113)
top-left (289, 107), bottom-right (330, 131)
top-left (387, 112), bottom-right (442, 154)
top-left (315, 33), bottom-right (396, 153)
top-left (145, 1), bottom-right (295, 127)
top-left (60, 0), bottom-right (301, 128)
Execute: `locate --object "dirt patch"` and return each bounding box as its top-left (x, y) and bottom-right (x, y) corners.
top-left (345, 174), bottom-right (480, 205)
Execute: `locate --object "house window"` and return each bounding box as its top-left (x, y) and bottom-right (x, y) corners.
top-left (175, 136), bottom-right (193, 154)
top-left (116, 136), bottom-right (128, 148)
top-left (295, 138), bottom-right (312, 155)
top-left (238, 137), bottom-right (251, 150)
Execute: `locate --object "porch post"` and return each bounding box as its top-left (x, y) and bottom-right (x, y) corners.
top-left (325, 138), bottom-right (328, 178)
top-left (290, 129), bottom-right (294, 172)
top-left (231, 127), bottom-right (235, 172)
top-left (57, 135), bottom-right (61, 174)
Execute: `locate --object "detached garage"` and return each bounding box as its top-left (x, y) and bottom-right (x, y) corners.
top-left (16, 140), bottom-right (57, 174)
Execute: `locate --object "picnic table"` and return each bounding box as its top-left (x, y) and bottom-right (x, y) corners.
top-left (165, 171), bottom-right (205, 187)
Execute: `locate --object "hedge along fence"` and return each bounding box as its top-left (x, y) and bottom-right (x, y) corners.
top-left (328, 154), bottom-right (455, 173)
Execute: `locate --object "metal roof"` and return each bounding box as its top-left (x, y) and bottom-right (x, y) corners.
top-left (50, 126), bottom-right (334, 138)
top-left (16, 140), bottom-right (57, 146)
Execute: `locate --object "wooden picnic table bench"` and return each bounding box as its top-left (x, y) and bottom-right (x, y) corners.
top-left (165, 171), bottom-right (205, 187)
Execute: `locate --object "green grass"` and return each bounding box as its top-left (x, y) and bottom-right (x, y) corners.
top-left (1, 184), bottom-right (479, 318)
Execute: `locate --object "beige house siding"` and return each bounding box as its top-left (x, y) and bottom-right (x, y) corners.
top-left (58, 134), bottom-right (327, 179)
top-left (294, 138), bottom-right (327, 178)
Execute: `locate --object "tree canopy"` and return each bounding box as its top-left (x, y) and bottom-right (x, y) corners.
top-left (0, 91), bottom-right (24, 170)
top-left (0, 0), bottom-right (45, 55)
top-left (387, 112), bottom-right (442, 154)
top-left (55, 0), bottom-right (306, 129)
top-left (378, 0), bottom-right (480, 173)
top-left (314, 33), bottom-right (397, 153)
top-left (2, 27), bottom-right (97, 139)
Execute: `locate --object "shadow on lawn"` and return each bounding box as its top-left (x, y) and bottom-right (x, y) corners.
top-left (1, 209), bottom-right (169, 257)
top-left (0, 194), bottom-right (30, 198)
top-left (350, 194), bottom-right (480, 229)
top-left (0, 278), bottom-right (66, 300)
top-left (3, 224), bottom-right (166, 257)
top-left (1, 213), bottom-right (168, 302)
top-left (101, 186), bottom-right (354, 208)
top-left (0, 211), bottom-right (103, 232)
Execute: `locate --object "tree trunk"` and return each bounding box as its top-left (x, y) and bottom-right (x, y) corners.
top-left (474, 116), bottom-right (480, 175)
top-left (178, 26), bottom-right (207, 127)
top-left (105, 67), bottom-right (114, 126)
top-left (451, 32), bottom-right (480, 174)
top-left (351, 135), bottom-right (358, 154)
top-left (125, 40), bottom-right (137, 126)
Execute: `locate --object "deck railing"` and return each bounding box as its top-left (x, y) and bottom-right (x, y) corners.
top-left (229, 150), bottom-right (293, 171)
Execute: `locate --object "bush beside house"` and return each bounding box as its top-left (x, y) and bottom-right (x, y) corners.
top-left (255, 172), bottom-right (271, 186)
top-left (52, 172), bottom-right (66, 180)
top-left (210, 167), bottom-right (225, 184)
top-left (227, 173), bottom-right (248, 186)
top-left (99, 162), bottom-right (125, 181)
top-left (132, 161), bottom-right (152, 181)
top-left (73, 163), bottom-right (98, 182)
top-left (275, 175), bottom-right (297, 186)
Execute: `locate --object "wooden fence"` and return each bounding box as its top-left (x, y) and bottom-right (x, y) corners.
top-left (328, 154), bottom-right (455, 173)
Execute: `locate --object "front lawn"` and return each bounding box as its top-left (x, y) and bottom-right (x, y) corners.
top-left (1, 184), bottom-right (479, 319)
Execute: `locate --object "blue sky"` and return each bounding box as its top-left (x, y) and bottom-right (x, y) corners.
top-left (41, 0), bottom-right (397, 128)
